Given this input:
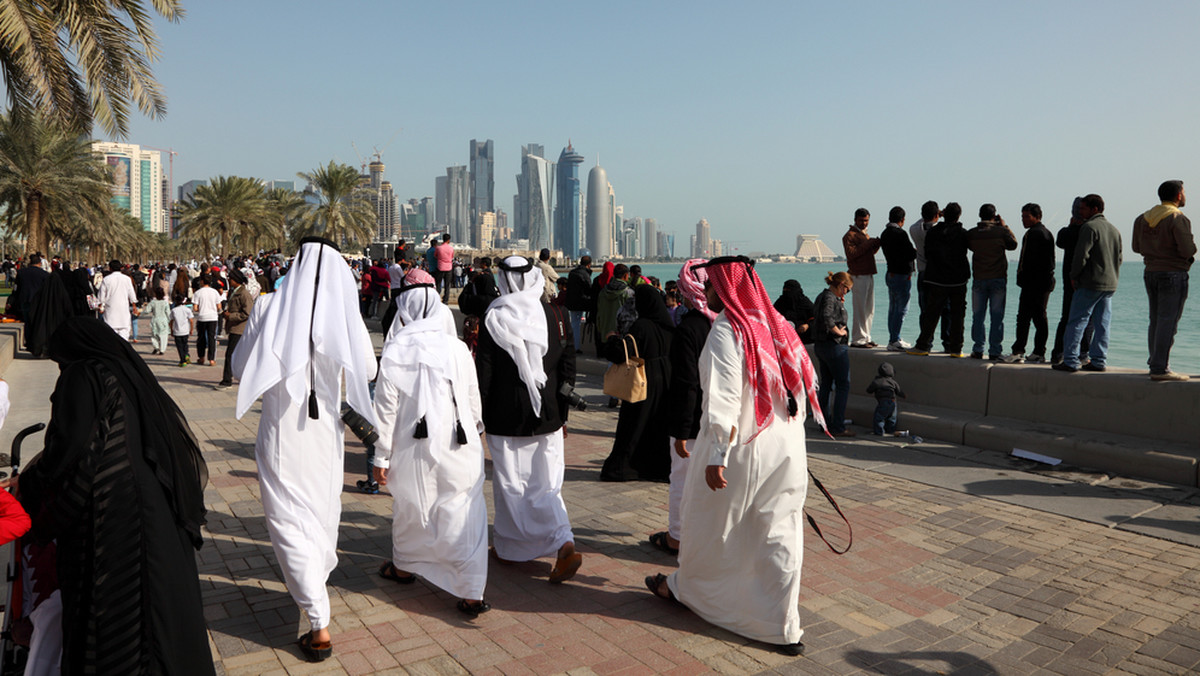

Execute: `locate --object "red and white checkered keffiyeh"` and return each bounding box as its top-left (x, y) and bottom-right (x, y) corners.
top-left (706, 259), bottom-right (826, 440)
top-left (677, 259), bottom-right (717, 322)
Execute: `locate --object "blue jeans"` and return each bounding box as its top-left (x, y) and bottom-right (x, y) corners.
top-left (1062, 287), bottom-right (1113, 369)
top-left (814, 342), bottom-right (850, 433)
top-left (873, 399), bottom-right (897, 435)
top-left (1145, 270), bottom-right (1188, 374)
top-left (885, 273), bottom-right (911, 344)
top-left (971, 278), bottom-right (1007, 356)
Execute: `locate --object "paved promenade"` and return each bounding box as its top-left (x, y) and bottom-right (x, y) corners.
top-left (3, 324), bottom-right (1200, 675)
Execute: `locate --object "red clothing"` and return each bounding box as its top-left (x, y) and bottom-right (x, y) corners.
top-left (843, 226), bottom-right (881, 276)
top-left (370, 265), bottom-right (391, 294)
top-left (0, 489), bottom-right (31, 545)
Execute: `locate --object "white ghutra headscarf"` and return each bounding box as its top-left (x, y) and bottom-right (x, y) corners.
top-left (233, 237), bottom-right (377, 424)
top-left (484, 256), bottom-right (548, 413)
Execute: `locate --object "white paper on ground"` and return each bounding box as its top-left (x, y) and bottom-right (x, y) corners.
top-left (1012, 448), bottom-right (1062, 466)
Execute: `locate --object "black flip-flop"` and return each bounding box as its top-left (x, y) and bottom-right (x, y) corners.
top-left (298, 633), bottom-right (332, 662)
top-left (379, 562), bottom-right (416, 584)
top-left (644, 573), bottom-right (677, 602)
top-left (648, 532), bottom-right (679, 556)
top-left (457, 599), bottom-right (491, 617)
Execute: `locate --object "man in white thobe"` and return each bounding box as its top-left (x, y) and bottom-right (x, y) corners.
top-left (476, 256), bottom-right (581, 582)
top-left (372, 269), bottom-right (490, 615)
top-left (97, 260), bottom-right (137, 340)
top-left (232, 237), bottom-right (377, 663)
top-left (648, 256), bottom-right (825, 656)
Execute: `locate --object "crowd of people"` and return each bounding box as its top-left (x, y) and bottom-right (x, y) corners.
top-left (0, 179), bottom-right (1192, 670)
top-left (834, 181), bottom-right (1195, 383)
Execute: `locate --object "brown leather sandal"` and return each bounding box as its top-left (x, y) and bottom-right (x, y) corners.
top-left (298, 632), bottom-right (332, 662)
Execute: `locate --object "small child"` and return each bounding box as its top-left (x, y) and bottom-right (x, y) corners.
top-left (866, 361), bottom-right (906, 436)
top-left (169, 293), bottom-right (194, 366)
top-left (146, 286), bottom-right (171, 355)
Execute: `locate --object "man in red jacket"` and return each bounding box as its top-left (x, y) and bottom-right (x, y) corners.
top-left (842, 208), bottom-right (882, 347)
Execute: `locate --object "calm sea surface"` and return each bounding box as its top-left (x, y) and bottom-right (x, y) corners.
top-left (633, 261), bottom-right (1196, 373)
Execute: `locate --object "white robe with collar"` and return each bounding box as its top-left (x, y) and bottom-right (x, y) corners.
top-left (668, 315), bottom-right (810, 646)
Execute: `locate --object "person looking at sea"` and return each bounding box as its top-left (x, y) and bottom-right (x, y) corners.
top-left (1132, 179), bottom-right (1195, 381)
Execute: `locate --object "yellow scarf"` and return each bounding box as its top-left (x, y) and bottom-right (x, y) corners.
top-left (1142, 202), bottom-right (1181, 228)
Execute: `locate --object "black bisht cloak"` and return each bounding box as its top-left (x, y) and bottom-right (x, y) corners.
top-left (19, 317), bottom-right (215, 676)
top-left (600, 285), bottom-right (674, 482)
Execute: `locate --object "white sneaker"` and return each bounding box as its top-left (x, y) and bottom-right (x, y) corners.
top-left (1150, 371), bottom-right (1190, 382)
top-left (887, 341), bottom-right (909, 352)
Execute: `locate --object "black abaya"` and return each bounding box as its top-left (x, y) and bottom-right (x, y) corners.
top-left (600, 286), bottom-right (674, 482)
top-left (19, 317), bottom-right (214, 676)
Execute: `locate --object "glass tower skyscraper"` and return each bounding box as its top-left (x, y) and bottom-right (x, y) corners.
top-left (554, 143), bottom-right (584, 257)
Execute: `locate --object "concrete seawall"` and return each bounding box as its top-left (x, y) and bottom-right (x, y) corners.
top-left (843, 349), bottom-right (1200, 487)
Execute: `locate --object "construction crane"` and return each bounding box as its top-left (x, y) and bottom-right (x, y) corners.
top-left (351, 129), bottom-right (402, 174)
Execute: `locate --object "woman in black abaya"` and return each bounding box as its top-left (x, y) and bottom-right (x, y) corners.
top-left (600, 285), bottom-right (674, 482)
top-left (19, 317), bottom-right (215, 675)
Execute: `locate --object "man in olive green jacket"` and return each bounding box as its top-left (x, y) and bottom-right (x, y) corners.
top-left (1053, 194), bottom-right (1122, 373)
top-left (218, 270), bottom-right (256, 388)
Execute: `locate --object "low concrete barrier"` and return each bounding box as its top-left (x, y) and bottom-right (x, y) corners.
top-left (0, 324), bottom-right (21, 376)
top-left (841, 349), bottom-right (1200, 487)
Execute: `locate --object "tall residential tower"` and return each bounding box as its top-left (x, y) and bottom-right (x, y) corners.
top-left (554, 143), bottom-right (585, 258)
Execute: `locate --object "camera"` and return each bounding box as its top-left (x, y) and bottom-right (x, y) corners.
top-left (341, 403), bottom-right (380, 448)
top-left (559, 382), bottom-right (588, 412)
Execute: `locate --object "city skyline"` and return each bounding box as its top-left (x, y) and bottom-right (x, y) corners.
top-left (120, 2), bottom-right (1200, 255)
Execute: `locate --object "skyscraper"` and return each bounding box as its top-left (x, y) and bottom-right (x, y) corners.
top-left (515, 144), bottom-right (555, 251)
top-left (365, 159), bottom-right (399, 242)
top-left (469, 139), bottom-right (494, 231)
top-left (585, 164), bottom-right (610, 259)
top-left (435, 176), bottom-right (448, 232)
top-left (445, 166), bottom-right (470, 244)
top-left (93, 140), bottom-right (167, 233)
top-left (643, 218), bottom-right (658, 259)
top-left (695, 218), bottom-right (711, 257)
top-left (554, 143), bottom-right (585, 258)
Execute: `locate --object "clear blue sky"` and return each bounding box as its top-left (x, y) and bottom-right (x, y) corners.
top-left (125, 1), bottom-right (1200, 254)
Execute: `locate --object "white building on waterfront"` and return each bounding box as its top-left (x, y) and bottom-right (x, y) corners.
top-left (795, 234), bottom-right (837, 262)
top-left (92, 141), bottom-right (167, 234)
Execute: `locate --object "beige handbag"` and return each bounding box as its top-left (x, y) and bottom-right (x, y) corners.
top-left (603, 334), bottom-right (648, 403)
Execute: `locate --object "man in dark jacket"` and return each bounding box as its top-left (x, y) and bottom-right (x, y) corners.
top-left (12, 253), bottom-right (49, 320)
top-left (966, 204), bottom-right (1018, 360)
top-left (1051, 198), bottom-right (1094, 364)
top-left (1053, 194), bottom-right (1122, 373)
top-left (880, 206), bottom-right (916, 351)
top-left (908, 203), bottom-right (970, 356)
top-left (1011, 203), bottom-right (1056, 363)
top-left (476, 256), bottom-right (581, 583)
top-left (564, 256), bottom-right (593, 353)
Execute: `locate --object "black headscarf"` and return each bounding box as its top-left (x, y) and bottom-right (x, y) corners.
top-left (46, 317), bottom-right (209, 548)
top-left (634, 284), bottom-right (675, 330)
top-left (24, 271), bottom-right (73, 357)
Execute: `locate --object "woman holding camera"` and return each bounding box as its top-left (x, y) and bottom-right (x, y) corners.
top-left (814, 271), bottom-right (855, 437)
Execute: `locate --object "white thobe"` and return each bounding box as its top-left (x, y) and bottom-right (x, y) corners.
top-left (373, 341), bottom-right (488, 600)
top-left (97, 273), bottom-right (137, 338)
top-left (488, 430), bottom-right (573, 561)
top-left (668, 316), bottom-right (809, 646)
top-left (254, 356), bottom-right (347, 632)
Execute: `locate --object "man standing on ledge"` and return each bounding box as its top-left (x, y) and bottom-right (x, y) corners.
top-left (843, 207), bottom-right (881, 347)
top-left (1132, 180), bottom-right (1195, 381)
top-left (1010, 203), bottom-right (1056, 364)
top-left (880, 206), bottom-right (916, 351)
top-left (1054, 194), bottom-right (1122, 373)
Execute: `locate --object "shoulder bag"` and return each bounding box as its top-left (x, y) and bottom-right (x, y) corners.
top-left (602, 334), bottom-right (647, 403)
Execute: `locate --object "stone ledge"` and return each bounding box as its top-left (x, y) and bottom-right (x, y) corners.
top-left (0, 324), bottom-right (21, 377)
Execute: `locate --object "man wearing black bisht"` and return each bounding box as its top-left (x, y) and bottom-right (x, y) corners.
top-left (600, 285), bottom-right (674, 482)
top-left (19, 317), bottom-right (215, 676)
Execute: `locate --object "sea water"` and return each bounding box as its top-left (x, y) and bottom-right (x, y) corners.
top-left (632, 260), bottom-right (1196, 373)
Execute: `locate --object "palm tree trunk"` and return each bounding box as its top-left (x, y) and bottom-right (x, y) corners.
top-left (25, 193), bottom-right (45, 254)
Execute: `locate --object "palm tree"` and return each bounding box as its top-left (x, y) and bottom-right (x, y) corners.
top-left (295, 161), bottom-right (376, 251)
top-left (0, 113), bottom-right (115, 254)
top-left (176, 175), bottom-right (270, 259)
top-left (0, 0), bottom-right (183, 137)
top-left (265, 186), bottom-right (307, 251)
